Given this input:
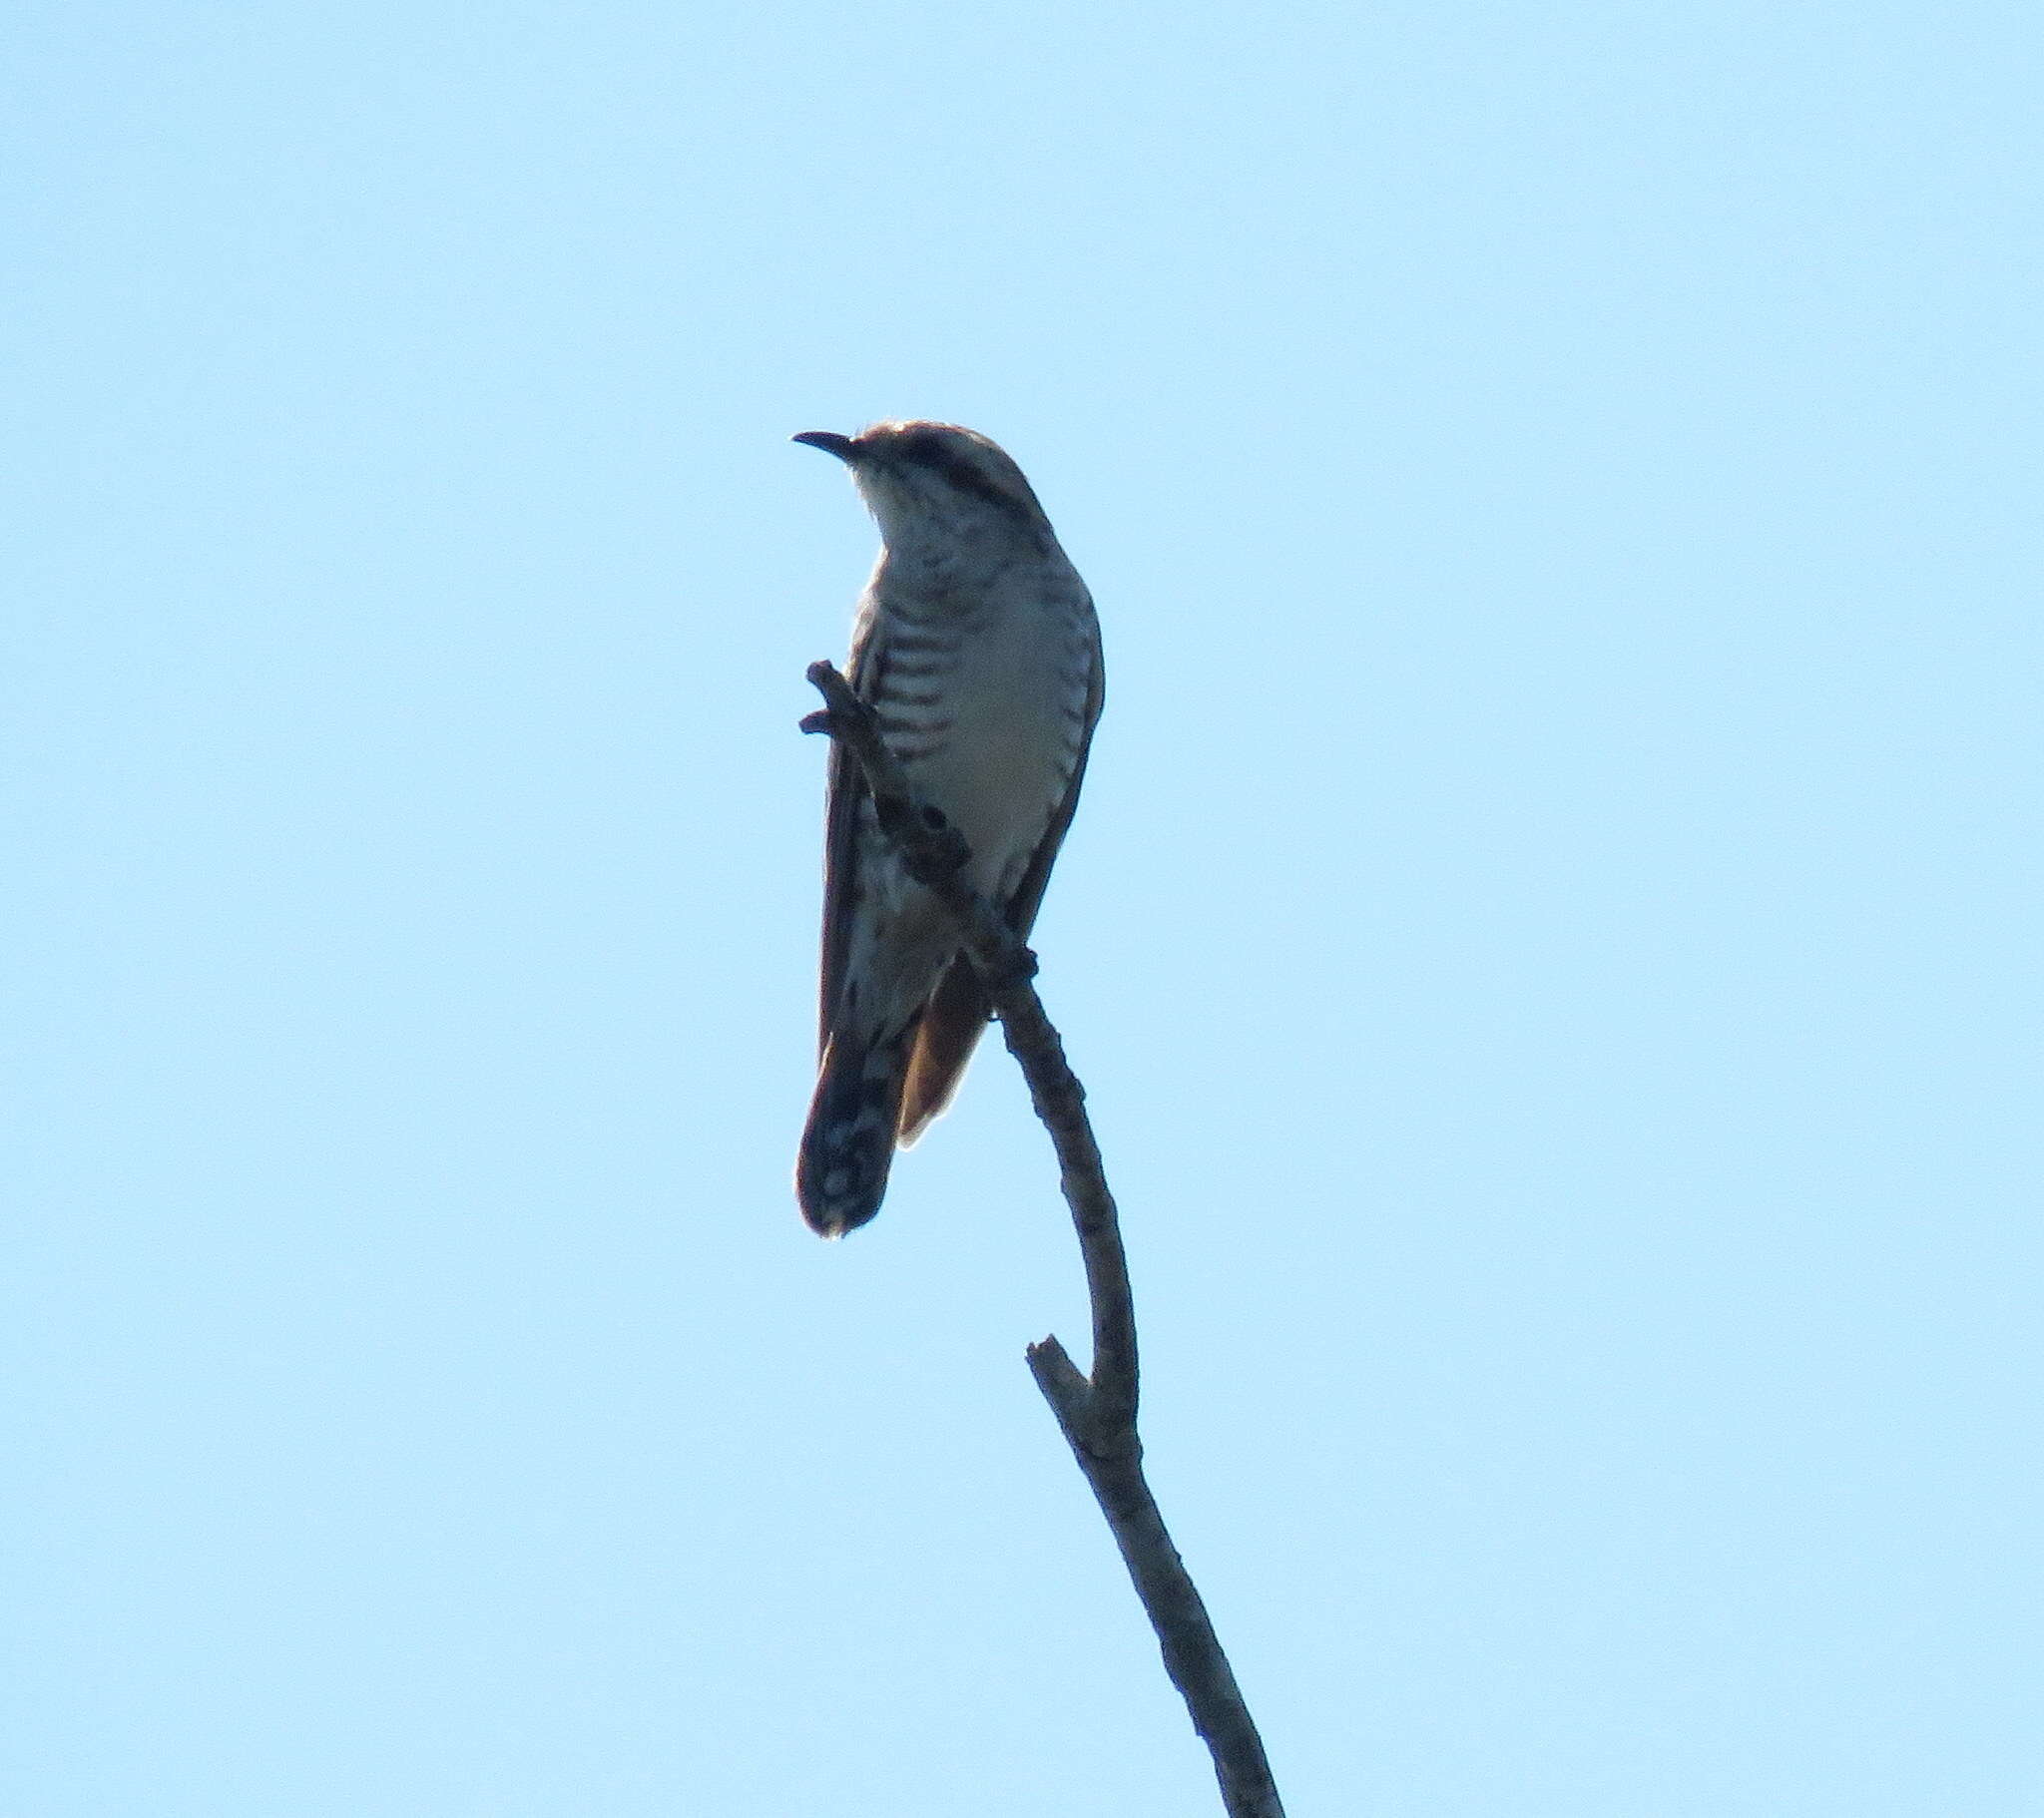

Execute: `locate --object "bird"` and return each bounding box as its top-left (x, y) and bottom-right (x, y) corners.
top-left (792, 421), bottom-right (1104, 1236)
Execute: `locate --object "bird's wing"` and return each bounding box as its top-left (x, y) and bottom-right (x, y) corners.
top-left (998, 608), bottom-right (1106, 945)
top-left (815, 612), bottom-right (885, 1059)
top-left (896, 610), bottom-right (1105, 1143)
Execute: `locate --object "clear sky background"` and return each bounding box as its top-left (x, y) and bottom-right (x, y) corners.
top-left (5, 4), bottom-right (2039, 1814)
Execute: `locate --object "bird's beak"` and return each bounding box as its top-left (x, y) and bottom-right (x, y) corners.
top-left (791, 430), bottom-right (858, 464)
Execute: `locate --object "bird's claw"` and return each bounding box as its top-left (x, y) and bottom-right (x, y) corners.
top-left (984, 942), bottom-right (1040, 992)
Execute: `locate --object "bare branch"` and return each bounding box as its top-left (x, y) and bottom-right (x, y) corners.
top-left (803, 662), bottom-right (1284, 1818)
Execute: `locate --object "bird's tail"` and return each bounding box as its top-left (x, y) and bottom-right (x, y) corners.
top-left (795, 1026), bottom-right (914, 1236)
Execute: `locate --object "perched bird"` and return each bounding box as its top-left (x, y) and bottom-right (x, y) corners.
top-left (793, 422), bottom-right (1104, 1235)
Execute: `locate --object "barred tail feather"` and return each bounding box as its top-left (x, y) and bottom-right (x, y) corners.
top-left (796, 1028), bottom-right (913, 1236)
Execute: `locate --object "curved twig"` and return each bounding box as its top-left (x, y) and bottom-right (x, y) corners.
top-left (803, 661), bottom-right (1284, 1818)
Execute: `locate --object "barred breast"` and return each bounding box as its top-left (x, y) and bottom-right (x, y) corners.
top-left (869, 582), bottom-right (1097, 904)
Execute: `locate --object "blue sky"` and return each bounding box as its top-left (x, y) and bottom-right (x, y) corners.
top-left (6, 3), bottom-right (2039, 1813)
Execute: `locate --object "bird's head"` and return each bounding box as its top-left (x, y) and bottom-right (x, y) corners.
top-left (792, 421), bottom-right (1051, 546)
